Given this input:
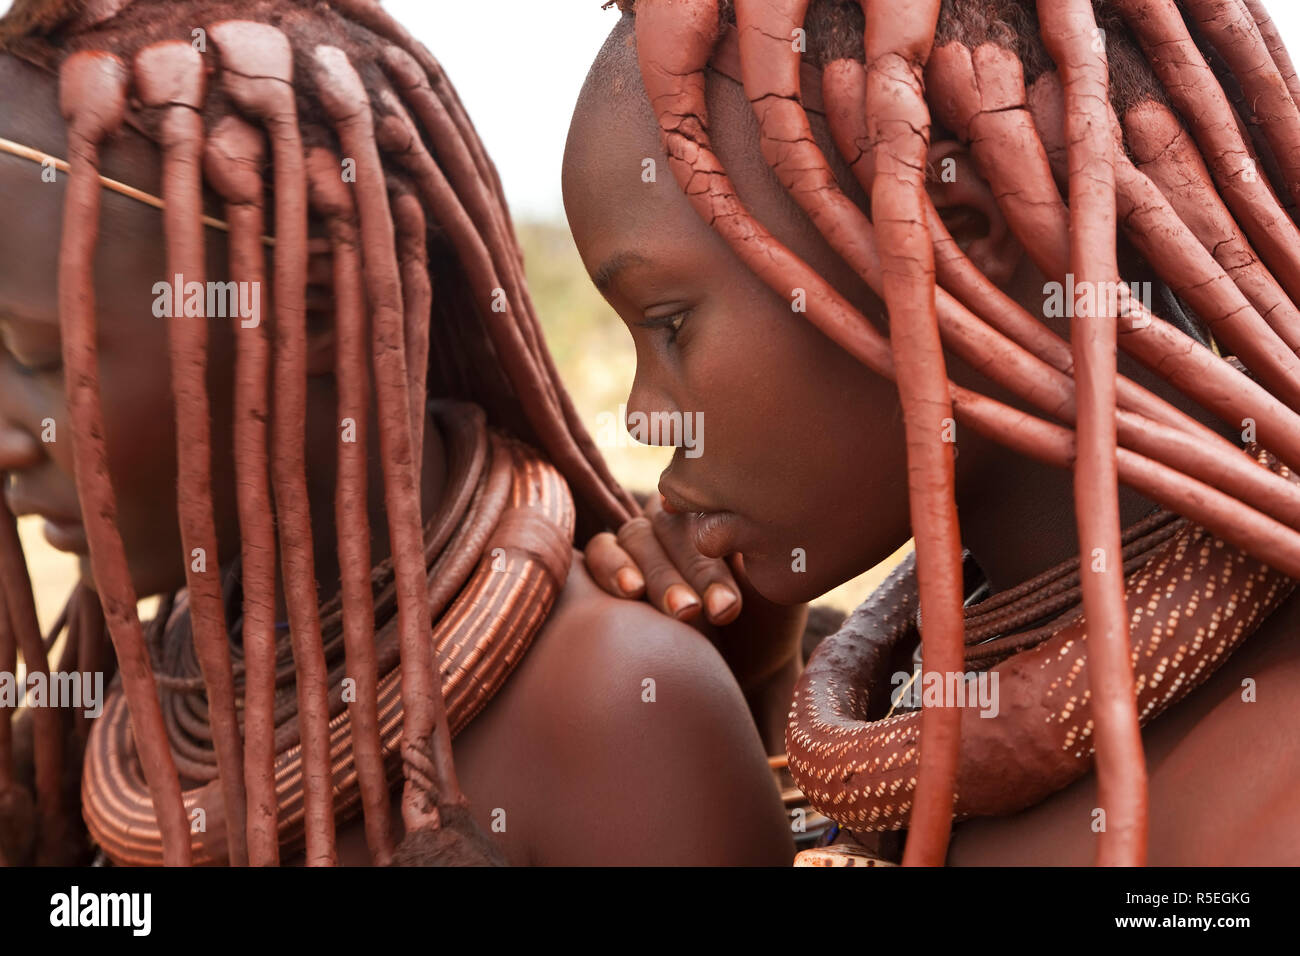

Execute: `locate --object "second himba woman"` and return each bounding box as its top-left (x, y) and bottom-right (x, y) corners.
top-left (570, 0), bottom-right (1300, 865)
top-left (0, 0), bottom-right (795, 866)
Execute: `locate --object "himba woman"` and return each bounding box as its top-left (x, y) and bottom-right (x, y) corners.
top-left (568, 0), bottom-right (1300, 864)
top-left (0, 0), bottom-right (798, 866)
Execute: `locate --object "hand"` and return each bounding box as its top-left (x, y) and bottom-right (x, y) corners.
top-left (584, 491), bottom-right (744, 627)
top-left (584, 495), bottom-right (810, 751)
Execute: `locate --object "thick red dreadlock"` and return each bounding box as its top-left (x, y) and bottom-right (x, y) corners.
top-left (618, 0), bottom-right (1300, 866)
top-left (0, 0), bottom-right (637, 866)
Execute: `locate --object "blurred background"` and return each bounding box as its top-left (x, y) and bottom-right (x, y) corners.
top-left (9, 0), bottom-right (1300, 630)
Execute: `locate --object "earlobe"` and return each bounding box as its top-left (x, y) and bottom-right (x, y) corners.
top-left (925, 140), bottom-right (1023, 288)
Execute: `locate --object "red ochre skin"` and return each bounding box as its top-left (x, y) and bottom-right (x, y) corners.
top-left (622, 1), bottom-right (1300, 584)
top-left (564, 4), bottom-right (1300, 864)
top-left (0, 8), bottom-right (793, 865)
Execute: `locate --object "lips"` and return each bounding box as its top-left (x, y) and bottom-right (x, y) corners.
top-left (657, 478), bottom-right (718, 517)
top-left (658, 478), bottom-right (742, 559)
top-left (4, 488), bottom-right (89, 554)
top-left (689, 510), bottom-right (742, 559)
top-left (40, 518), bottom-right (89, 554)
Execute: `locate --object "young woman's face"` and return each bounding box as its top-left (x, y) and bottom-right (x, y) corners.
top-left (563, 27), bottom-right (918, 605)
top-left (563, 22), bottom-right (1038, 605)
top-left (0, 53), bottom-right (240, 598)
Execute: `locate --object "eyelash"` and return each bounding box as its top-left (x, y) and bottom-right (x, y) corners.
top-left (638, 309), bottom-right (690, 345)
top-left (0, 327), bottom-right (61, 377)
top-left (3, 350), bottom-right (62, 378)
top-left (26, 359), bottom-right (64, 377)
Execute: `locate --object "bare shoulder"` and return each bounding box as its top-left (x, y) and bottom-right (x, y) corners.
top-left (456, 551), bottom-right (794, 866)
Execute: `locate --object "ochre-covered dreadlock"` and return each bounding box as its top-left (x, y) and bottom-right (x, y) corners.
top-left (0, 0), bottom-right (637, 866)
top-left (619, 0), bottom-right (1300, 865)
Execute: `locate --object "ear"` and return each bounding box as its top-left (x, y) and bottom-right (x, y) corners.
top-left (925, 139), bottom-right (1023, 288)
top-left (304, 242), bottom-right (338, 377)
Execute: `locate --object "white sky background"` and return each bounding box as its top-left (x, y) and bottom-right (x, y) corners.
top-left (385, 0), bottom-right (621, 221)
top-left (395, 0), bottom-right (1300, 222)
top-left (1, 0), bottom-right (1299, 220)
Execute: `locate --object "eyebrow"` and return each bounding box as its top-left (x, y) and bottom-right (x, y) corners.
top-left (592, 250), bottom-right (650, 293)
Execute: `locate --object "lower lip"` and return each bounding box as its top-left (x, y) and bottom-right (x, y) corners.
top-left (690, 511), bottom-right (741, 559)
top-left (42, 519), bottom-right (88, 553)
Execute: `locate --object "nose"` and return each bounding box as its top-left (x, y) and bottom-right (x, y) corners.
top-left (0, 415), bottom-right (42, 473)
top-left (625, 371), bottom-right (685, 448)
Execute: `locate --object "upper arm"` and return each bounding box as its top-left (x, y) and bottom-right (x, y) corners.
top-left (519, 594), bottom-right (795, 866)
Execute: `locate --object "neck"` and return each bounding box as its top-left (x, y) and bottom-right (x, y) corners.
top-left (940, 254), bottom-right (1241, 593)
top-left (955, 451), bottom-right (1152, 593)
top-left (954, 387), bottom-right (1236, 597)
top-left (272, 403), bottom-right (448, 623)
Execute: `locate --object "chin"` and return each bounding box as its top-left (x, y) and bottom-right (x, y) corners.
top-left (79, 558), bottom-right (180, 604)
top-left (740, 550), bottom-right (839, 606)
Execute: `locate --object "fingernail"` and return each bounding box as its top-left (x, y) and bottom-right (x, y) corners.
top-left (616, 566), bottom-right (645, 596)
top-left (665, 583), bottom-right (701, 620)
top-left (705, 584), bottom-right (737, 620)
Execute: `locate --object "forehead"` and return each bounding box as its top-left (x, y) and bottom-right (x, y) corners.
top-left (0, 52), bottom-right (169, 323)
top-left (0, 52), bottom-right (164, 188)
top-left (565, 36), bottom-right (801, 247)
top-left (564, 34), bottom-right (863, 301)
top-left (0, 52), bottom-right (66, 155)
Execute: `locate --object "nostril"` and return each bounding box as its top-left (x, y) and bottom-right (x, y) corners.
top-left (624, 380), bottom-right (684, 448)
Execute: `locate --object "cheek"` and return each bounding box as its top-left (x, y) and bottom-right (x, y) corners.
top-left (688, 295), bottom-right (904, 503)
top-left (98, 321), bottom-right (182, 573)
top-left (99, 322), bottom-right (175, 482)
top-left (686, 299), bottom-right (914, 599)
top-left (92, 211), bottom-right (184, 553)
top-left (681, 302), bottom-right (824, 468)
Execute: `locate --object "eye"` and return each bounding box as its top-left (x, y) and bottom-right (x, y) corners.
top-left (1, 345), bottom-right (62, 378)
top-left (24, 357), bottom-right (64, 377)
top-left (636, 308), bottom-right (691, 345)
top-left (0, 322), bottom-right (63, 377)
top-left (4, 353), bottom-right (62, 379)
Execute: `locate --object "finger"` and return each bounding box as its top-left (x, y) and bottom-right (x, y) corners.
top-left (646, 498), bottom-right (743, 625)
top-left (616, 516), bottom-right (703, 621)
top-left (583, 531), bottom-right (647, 599)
